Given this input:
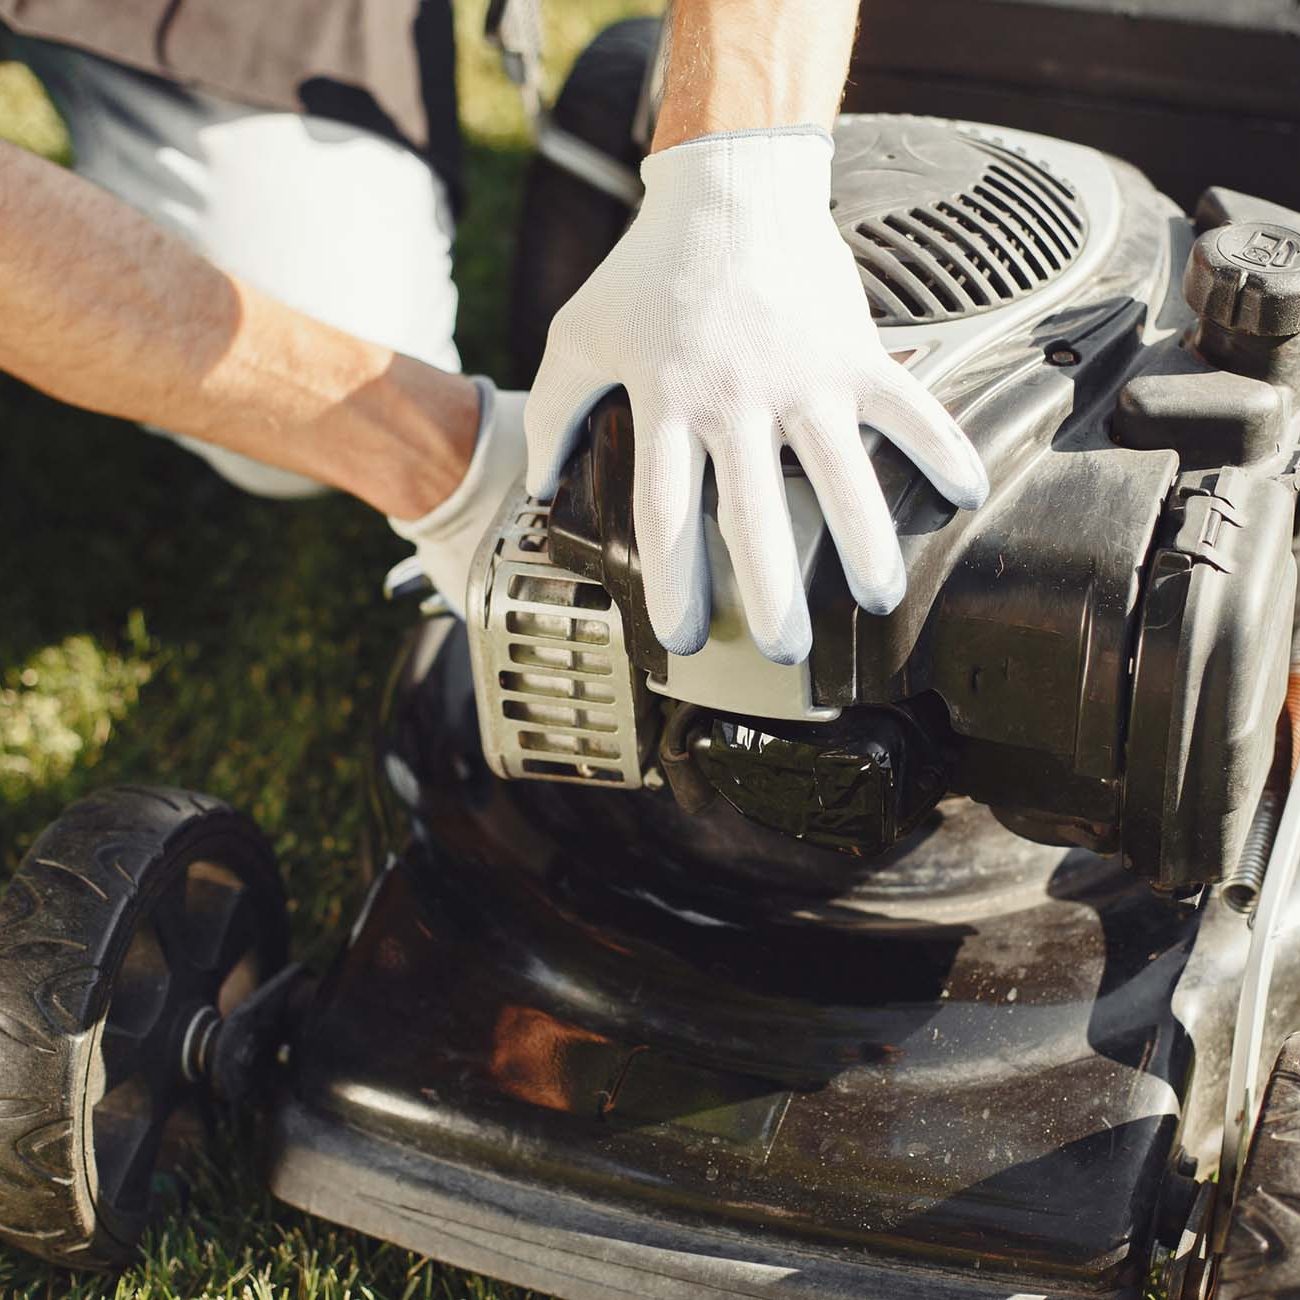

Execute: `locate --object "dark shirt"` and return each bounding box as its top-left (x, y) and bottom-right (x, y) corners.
top-left (0, 0), bottom-right (462, 196)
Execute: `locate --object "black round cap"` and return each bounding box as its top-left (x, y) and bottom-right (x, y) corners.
top-left (1184, 221), bottom-right (1300, 337)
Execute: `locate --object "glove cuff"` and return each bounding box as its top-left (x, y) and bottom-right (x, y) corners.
top-left (646, 124), bottom-right (833, 156)
top-left (388, 376), bottom-right (527, 544)
top-left (640, 126), bottom-right (836, 227)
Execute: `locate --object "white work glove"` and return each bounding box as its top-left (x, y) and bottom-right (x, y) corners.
top-left (525, 126), bottom-right (989, 665)
top-left (388, 376), bottom-right (528, 617)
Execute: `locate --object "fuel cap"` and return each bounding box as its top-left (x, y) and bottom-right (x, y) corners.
top-left (1184, 222), bottom-right (1300, 337)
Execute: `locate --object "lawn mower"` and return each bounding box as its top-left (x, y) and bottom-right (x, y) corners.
top-left (4, 9), bottom-right (1300, 1299)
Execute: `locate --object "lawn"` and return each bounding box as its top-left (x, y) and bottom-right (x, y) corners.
top-left (0, 2), bottom-right (657, 1296)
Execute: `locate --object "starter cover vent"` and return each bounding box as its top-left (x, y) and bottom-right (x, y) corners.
top-left (834, 117), bottom-right (1087, 326)
top-left (468, 493), bottom-right (649, 788)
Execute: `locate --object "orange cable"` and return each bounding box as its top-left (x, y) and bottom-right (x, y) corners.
top-left (1287, 672), bottom-right (1300, 779)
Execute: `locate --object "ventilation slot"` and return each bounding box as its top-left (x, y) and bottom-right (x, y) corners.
top-left (470, 495), bottom-right (648, 788)
top-left (844, 135), bottom-right (1087, 326)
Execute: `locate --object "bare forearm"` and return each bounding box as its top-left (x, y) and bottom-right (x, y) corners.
top-left (651, 0), bottom-right (858, 150)
top-left (0, 140), bottom-right (475, 518)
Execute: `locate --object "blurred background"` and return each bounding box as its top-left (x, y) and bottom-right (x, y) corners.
top-left (0, 2), bottom-right (653, 1296)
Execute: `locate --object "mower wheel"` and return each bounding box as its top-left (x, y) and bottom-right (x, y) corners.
top-left (0, 787), bottom-right (287, 1269)
top-left (508, 16), bottom-right (659, 386)
top-left (1218, 1031), bottom-right (1300, 1298)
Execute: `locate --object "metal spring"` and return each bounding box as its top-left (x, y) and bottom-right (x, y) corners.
top-left (1222, 790), bottom-right (1284, 916)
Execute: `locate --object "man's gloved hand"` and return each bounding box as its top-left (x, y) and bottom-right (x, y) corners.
top-left (388, 376), bottom-right (528, 616)
top-left (525, 126), bottom-right (989, 665)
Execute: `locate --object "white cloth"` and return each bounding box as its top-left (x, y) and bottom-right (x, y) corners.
top-left (388, 379), bottom-right (529, 617)
top-left (19, 40), bottom-right (461, 498)
top-left (526, 126), bottom-right (988, 665)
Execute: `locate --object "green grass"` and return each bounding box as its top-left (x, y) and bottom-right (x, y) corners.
top-left (0, 3), bottom-right (656, 1295)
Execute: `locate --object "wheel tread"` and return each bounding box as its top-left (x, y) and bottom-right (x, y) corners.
top-left (0, 1097), bottom-right (51, 1121)
top-left (0, 1008), bottom-right (56, 1054)
top-left (0, 878), bottom-right (39, 934)
top-left (0, 1217), bottom-right (67, 1242)
top-left (32, 859), bottom-right (109, 902)
top-left (1221, 1032), bottom-right (1300, 1297)
top-left (108, 785), bottom-right (184, 813)
top-left (107, 856), bottom-right (137, 892)
top-left (0, 784), bottom-right (283, 1271)
top-left (14, 1120), bottom-right (75, 1185)
top-left (33, 965), bottom-right (103, 1034)
top-left (0, 937), bottom-right (90, 960)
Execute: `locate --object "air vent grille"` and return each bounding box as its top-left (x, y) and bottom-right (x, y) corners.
top-left (471, 496), bottom-right (647, 788)
top-left (846, 138), bottom-right (1086, 326)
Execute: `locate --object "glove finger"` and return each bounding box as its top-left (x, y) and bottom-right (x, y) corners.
top-left (633, 422), bottom-right (711, 657)
top-left (710, 419), bottom-right (813, 665)
top-left (787, 402), bottom-right (906, 616)
top-left (858, 362), bottom-right (989, 511)
top-left (524, 344), bottom-right (615, 501)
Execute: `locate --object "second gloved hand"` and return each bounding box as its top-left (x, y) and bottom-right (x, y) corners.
top-left (525, 126), bottom-right (989, 665)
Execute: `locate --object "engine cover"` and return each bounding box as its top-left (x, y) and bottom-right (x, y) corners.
top-left (469, 116), bottom-right (1300, 890)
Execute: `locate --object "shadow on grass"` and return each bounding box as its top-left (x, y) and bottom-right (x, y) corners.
top-left (456, 139), bottom-right (530, 383)
top-left (0, 378), bottom-right (408, 948)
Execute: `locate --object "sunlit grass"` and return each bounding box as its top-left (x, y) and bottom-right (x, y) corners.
top-left (0, 58), bottom-right (68, 160)
top-left (0, 612), bottom-right (153, 802)
top-left (455, 0), bottom-right (661, 147)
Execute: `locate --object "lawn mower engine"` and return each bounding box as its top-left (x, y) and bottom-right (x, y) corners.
top-left (262, 115), bottom-right (1300, 1300)
top-left (469, 114), bottom-right (1300, 897)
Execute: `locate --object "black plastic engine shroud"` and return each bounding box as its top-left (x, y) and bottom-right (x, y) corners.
top-left (547, 121), bottom-right (1300, 890)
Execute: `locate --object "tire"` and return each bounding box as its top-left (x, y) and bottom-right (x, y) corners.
top-left (1218, 1031), bottom-right (1300, 1298)
top-left (508, 16), bottom-right (660, 387)
top-left (0, 786), bottom-right (287, 1270)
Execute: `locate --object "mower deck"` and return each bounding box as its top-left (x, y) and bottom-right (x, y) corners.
top-left (262, 623), bottom-right (1294, 1299)
top-left (270, 1096), bottom-right (1101, 1300)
